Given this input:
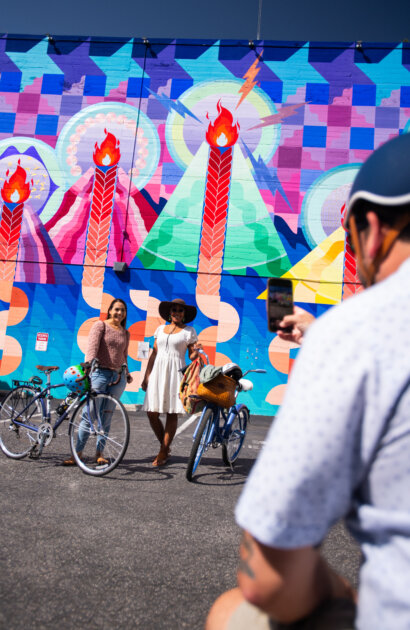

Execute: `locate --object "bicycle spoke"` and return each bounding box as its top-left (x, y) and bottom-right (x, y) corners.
top-left (69, 394), bottom-right (130, 476)
top-left (0, 386), bottom-right (44, 459)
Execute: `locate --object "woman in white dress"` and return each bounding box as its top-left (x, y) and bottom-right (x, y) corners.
top-left (141, 298), bottom-right (200, 466)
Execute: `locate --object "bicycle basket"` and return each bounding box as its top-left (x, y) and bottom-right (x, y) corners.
top-left (197, 374), bottom-right (237, 408)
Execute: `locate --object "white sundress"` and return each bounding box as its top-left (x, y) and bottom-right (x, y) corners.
top-left (142, 325), bottom-right (198, 414)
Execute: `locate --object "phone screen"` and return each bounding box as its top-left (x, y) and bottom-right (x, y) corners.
top-left (267, 278), bottom-right (293, 332)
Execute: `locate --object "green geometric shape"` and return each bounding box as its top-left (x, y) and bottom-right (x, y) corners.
top-left (136, 143), bottom-right (290, 277)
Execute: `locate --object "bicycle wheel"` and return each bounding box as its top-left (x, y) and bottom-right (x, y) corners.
top-left (68, 393), bottom-right (130, 476)
top-left (0, 385), bottom-right (44, 459)
top-left (222, 406), bottom-right (249, 466)
top-left (186, 407), bottom-right (214, 482)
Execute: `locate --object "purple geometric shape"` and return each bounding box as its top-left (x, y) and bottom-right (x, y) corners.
top-left (17, 93), bottom-right (41, 114)
top-left (375, 107), bottom-right (400, 129)
top-left (50, 41), bottom-right (104, 89)
top-left (0, 37), bottom-right (20, 73)
top-left (282, 107), bottom-right (305, 126)
top-left (278, 146), bottom-right (302, 168)
top-left (142, 41), bottom-right (192, 84)
top-left (38, 94), bottom-right (62, 115)
top-left (60, 95), bottom-right (83, 116)
top-left (14, 112), bottom-right (37, 134)
top-left (147, 96), bottom-right (170, 120)
top-left (327, 105), bottom-right (351, 127)
top-left (311, 46), bottom-right (373, 103)
top-left (325, 148), bottom-right (350, 170)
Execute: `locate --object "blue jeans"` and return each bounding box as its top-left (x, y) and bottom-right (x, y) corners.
top-left (76, 368), bottom-right (126, 453)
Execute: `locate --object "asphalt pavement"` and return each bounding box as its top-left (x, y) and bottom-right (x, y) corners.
top-left (0, 410), bottom-right (361, 629)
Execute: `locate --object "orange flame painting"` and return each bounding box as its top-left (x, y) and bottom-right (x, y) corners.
top-left (1, 162), bottom-right (32, 204)
top-left (206, 101), bottom-right (240, 148)
top-left (93, 129), bottom-right (121, 167)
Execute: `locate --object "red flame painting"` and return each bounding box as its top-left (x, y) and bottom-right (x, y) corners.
top-left (1, 162), bottom-right (32, 204)
top-left (205, 101), bottom-right (240, 148)
top-left (93, 130), bottom-right (121, 167)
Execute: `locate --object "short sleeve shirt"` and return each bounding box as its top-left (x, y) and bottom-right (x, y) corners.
top-left (236, 258), bottom-right (410, 630)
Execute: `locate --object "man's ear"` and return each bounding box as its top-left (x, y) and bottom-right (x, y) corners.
top-left (363, 211), bottom-right (386, 259)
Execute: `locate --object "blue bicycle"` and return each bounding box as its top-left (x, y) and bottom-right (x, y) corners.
top-left (185, 366), bottom-right (266, 481)
top-left (0, 363), bottom-right (130, 476)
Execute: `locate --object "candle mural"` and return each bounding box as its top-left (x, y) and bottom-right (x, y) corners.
top-left (0, 163), bottom-right (31, 297)
top-left (194, 103), bottom-right (240, 361)
top-left (0, 162), bottom-right (31, 372)
top-left (0, 34), bottom-right (408, 413)
top-left (82, 130), bottom-right (121, 310)
top-left (197, 102), bottom-right (239, 298)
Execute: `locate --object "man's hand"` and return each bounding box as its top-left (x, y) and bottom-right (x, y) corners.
top-left (276, 306), bottom-right (315, 345)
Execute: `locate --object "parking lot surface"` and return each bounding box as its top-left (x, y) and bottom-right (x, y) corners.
top-left (0, 411), bottom-right (361, 629)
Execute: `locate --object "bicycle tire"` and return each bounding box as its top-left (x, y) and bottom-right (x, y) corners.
top-left (186, 407), bottom-right (214, 482)
top-left (222, 406), bottom-right (249, 466)
top-left (0, 385), bottom-right (44, 459)
top-left (68, 393), bottom-right (130, 476)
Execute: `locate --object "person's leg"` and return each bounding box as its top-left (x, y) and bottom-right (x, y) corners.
top-left (96, 371), bottom-right (126, 457)
top-left (153, 413), bottom-right (178, 466)
top-left (147, 411), bottom-right (165, 444)
top-left (163, 413), bottom-right (178, 450)
top-left (64, 368), bottom-right (111, 465)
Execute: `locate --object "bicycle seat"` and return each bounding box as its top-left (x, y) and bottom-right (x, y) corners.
top-left (36, 365), bottom-right (59, 373)
top-left (238, 378), bottom-right (253, 392)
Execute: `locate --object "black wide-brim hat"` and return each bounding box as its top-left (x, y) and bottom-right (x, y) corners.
top-left (158, 298), bottom-right (197, 323)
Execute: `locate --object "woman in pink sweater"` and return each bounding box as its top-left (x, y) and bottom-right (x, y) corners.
top-left (63, 298), bottom-right (132, 465)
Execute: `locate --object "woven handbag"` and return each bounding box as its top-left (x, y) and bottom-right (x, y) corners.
top-left (179, 356), bottom-right (206, 414)
top-left (197, 373), bottom-right (237, 408)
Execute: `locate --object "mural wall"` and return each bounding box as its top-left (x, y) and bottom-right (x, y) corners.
top-left (0, 35), bottom-right (409, 413)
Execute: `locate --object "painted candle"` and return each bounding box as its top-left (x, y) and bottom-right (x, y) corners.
top-left (0, 162), bottom-right (32, 300)
top-left (82, 130), bottom-right (121, 304)
top-left (196, 102), bottom-right (239, 297)
top-left (0, 162), bottom-right (32, 370)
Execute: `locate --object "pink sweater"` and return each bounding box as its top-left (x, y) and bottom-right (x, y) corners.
top-left (85, 320), bottom-right (130, 371)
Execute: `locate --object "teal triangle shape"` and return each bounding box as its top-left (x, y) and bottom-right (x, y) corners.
top-left (136, 143), bottom-right (290, 277)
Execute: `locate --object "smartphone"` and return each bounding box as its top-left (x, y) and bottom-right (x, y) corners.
top-left (266, 278), bottom-right (294, 333)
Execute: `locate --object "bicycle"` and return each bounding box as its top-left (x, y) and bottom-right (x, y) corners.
top-left (185, 366), bottom-right (266, 482)
top-left (0, 362), bottom-right (130, 477)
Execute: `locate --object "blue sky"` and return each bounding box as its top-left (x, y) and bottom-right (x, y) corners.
top-left (1, 0), bottom-right (410, 42)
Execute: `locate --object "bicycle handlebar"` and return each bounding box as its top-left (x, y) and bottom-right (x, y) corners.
top-left (241, 368), bottom-right (267, 378)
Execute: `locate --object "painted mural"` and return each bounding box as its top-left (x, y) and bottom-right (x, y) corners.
top-left (0, 36), bottom-right (409, 414)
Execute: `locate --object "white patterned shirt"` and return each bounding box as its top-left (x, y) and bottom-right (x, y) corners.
top-left (236, 257), bottom-right (410, 630)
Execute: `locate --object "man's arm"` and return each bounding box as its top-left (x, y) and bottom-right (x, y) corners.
top-left (238, 531), bottom-right (355, 624)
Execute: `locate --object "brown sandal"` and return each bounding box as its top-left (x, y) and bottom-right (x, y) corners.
top-left (62, 450), bottom-right (83, 466)
top-left (62, 456), bottom-right (76, 466)
top-left (152, 446), bottom-right (169, 467)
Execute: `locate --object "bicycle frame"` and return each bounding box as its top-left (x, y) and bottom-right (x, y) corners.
top-left (6, 361), bottom-right (128, 436)
top-left (4, 384), bottom-right (94, 450)
top-left (192, 401), bottom-right (249, 448)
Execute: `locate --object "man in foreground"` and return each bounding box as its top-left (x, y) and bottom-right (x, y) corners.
top-left (206, 132), bottom-right (410, 629)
